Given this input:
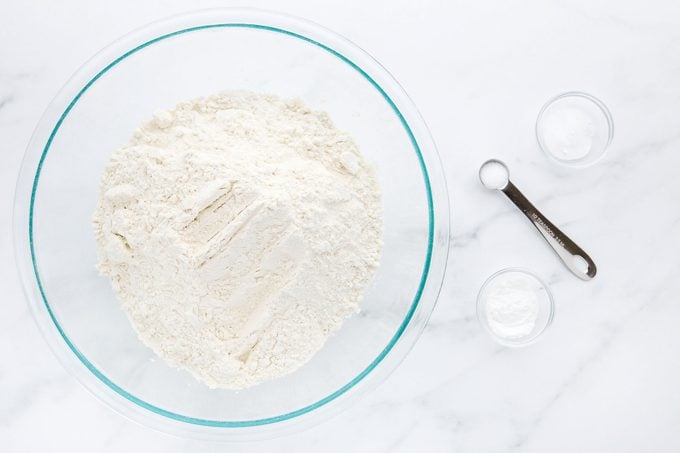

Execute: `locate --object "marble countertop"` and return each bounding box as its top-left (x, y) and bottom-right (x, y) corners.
top-left (2, 0), bottom-right (680, 451)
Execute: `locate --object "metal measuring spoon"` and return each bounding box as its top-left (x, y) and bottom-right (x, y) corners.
top-left (479, 159), bottom-right (597, 280)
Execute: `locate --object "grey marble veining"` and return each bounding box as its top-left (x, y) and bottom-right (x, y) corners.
top-left (2, 0), bottom-right (680, 452)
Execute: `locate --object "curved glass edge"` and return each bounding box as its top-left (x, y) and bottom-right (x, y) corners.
top-left (14, 8), bottom-right (451, 438)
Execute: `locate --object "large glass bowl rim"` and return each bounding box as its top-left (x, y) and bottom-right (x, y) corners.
top-left (23, 14), bottom-right (437, 428)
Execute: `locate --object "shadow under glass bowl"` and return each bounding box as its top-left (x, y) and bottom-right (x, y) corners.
top-left (13, 8), bottom-right (450, 441)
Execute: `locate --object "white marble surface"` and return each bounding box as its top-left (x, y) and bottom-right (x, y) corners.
top-left (2, 0), bottom-right (680, 451)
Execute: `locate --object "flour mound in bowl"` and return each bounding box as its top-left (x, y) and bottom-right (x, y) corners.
top-left (92, 91), bottom-right (382, 389)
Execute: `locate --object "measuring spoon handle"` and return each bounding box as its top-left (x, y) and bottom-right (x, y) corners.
top-left (502, 181), bottom-right (597, 280)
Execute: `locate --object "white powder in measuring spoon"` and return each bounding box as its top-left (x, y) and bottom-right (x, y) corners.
top-left (93, 91), bottom-right (382, 389)
top-left (484, 272), bottom-right (541, 339)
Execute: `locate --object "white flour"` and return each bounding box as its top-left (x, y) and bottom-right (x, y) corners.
top-left (93, 91), bottom-right (382, 389)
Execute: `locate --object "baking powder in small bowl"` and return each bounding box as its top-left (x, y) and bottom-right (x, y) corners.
top-left (476, 268), bottom-right (554, 347)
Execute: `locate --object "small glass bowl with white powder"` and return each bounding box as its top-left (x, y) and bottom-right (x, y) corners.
top-left (476, 268), bottom-right (554, 347)
top-left (536, 92), bottom-right (613, 167)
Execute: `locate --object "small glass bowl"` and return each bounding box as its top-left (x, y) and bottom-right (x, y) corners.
top-left (476, 268), bottom-right (554, 347)
top-left (536, 92), bottom-right (614, 167)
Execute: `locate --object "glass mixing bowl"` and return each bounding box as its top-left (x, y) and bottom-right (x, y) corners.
top-left (13, 9), bottom-right (449, 440)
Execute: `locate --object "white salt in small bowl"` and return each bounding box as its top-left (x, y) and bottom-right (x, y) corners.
top-left (536, 92), bottom-right (613, 167)
top-left (476, 268), bottom-right (554, 347)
